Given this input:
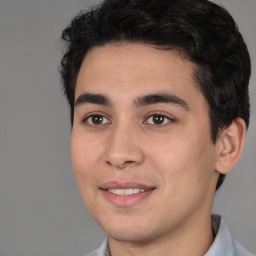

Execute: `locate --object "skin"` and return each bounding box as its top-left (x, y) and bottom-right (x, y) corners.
top-left (71, 43), bottom-right (246, 256)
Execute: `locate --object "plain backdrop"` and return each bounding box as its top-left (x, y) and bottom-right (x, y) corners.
top-left (0, 0), bottom-right (255, 255)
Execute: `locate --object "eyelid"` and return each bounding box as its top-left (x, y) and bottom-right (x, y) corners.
top-left (82, 112), bottom-right (112, 126)
top-left (143, 111), bottom-right (175, 126)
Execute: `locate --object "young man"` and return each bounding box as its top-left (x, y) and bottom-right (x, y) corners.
top-left (60, 0), bottom-right (253, 255)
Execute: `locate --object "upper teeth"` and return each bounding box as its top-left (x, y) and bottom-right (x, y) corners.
top-left (108, 188), bottom-right (145, 195)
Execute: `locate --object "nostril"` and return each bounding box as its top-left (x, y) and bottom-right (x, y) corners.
top-left (124, 161), bottom-right (135, 165)
top-left (106, 161), bottom-right (112, 166)
top-left (105, 160), bottom-right (135, 168)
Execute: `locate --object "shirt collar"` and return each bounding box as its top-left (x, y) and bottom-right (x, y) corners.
top-left (205, 214), bottom-right (233, 255)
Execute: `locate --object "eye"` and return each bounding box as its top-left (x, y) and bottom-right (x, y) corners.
top-left (144, 113), bottom-right (174, 126)
top-left (83, 114), bottom-right (111, 126)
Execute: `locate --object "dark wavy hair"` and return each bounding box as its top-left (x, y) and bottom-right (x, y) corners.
top-left (60, 0), bottom-right (251, 190)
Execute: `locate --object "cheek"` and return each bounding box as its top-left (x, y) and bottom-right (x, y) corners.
top-left (70, 133), bottom-right (102, 205)
top-left (147, 133), bottom-right (215, 187)
top-left (70, 131), bottom-right (103, 181)
top-left (147, 135), bottom-right (189, 170)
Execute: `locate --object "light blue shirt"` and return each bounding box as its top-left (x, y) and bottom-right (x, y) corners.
top-left (85, 215), bottom-right (254, 256)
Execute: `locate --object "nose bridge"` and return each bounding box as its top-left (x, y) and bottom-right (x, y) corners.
top-left (104, 119), bottom-right (144, 168)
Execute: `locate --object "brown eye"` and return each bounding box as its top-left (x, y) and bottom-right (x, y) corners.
top-left (91, 115), bottom-right (104, 124)
top-left (152, 114), bottom-right (165, 124)
top-left (85, 114), bottom-right (111, 126)
top-left (145, 113), bottom-right (173, 126)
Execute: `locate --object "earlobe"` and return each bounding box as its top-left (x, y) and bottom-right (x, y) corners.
top-left (215, 118), bottom-right (246, 175)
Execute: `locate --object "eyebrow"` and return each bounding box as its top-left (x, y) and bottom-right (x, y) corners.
top-left (75, 93), bottom-right (111, 107)
top-left (135, 93), bottom-right (190, 110)
top-left (75, 92), bottom-right (189, 111)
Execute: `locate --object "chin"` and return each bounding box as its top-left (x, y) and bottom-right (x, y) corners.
top-left (102, 220), bottom-right (158, 244)
top-left (108, 230), bottom-right (155, 244)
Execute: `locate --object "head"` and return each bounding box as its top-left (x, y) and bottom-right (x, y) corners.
top-left (60, 0), bottom-right (251, 191)
top-left (60, 0), bottom-right (251, 247)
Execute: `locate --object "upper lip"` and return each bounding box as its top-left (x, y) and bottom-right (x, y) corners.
top-left (100, 181), bottom-right (155, 191)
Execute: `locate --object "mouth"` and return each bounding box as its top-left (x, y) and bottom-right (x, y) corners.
top-left (107, 188), bottom-right (147, 195)
top-left (100, 181), bottom-right (156, 206)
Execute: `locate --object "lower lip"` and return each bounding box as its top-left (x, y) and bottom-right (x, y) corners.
top-left (101, 189), bottom-right (154, 207)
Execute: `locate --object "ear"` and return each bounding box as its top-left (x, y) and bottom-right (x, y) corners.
top-left (215, 118), bottom-right (246, 175)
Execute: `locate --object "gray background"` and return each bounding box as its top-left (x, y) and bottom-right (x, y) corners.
top-left (0, 0), bottom-right (255, 255)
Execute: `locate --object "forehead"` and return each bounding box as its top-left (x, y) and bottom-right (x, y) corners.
top-left (79, 43), bottom-right (194, 76)
top-left (75, 43), bottom-right (205, 107)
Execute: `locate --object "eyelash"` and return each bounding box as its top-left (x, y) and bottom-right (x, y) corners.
top-left (82, 112), bottom-right (175, 128)
top-left (143, 112), bottom-right (175, 127)
top-left (82, 113), bottom-right (112, 127)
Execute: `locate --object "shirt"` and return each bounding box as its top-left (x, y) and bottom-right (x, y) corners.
top-left (84, 215), bottom-right (254, 256)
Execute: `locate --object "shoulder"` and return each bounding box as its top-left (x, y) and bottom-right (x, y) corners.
top-left (206, 214), bottom-right (254, 256)
top-left (231, 240), bottom-right (255, 256)
top-left (83, 238), bottom-right (110, 256)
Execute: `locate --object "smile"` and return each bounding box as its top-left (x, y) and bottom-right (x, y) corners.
top-left (100, 182), bottom-right (155, 207)
top-left (108, 188), bottom-right (145, 195)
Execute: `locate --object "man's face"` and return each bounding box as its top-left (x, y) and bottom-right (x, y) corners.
top-left (71, 44), bottom-right (220, 243)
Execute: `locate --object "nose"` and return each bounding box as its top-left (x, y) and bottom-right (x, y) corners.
top-left (104, 123), bottom-right (145, 169)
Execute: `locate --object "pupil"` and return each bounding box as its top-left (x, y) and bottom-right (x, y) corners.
top-left (92, 115), bottom-right (103, 124)
top-left (153, 115), bottom-right (164, 124)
